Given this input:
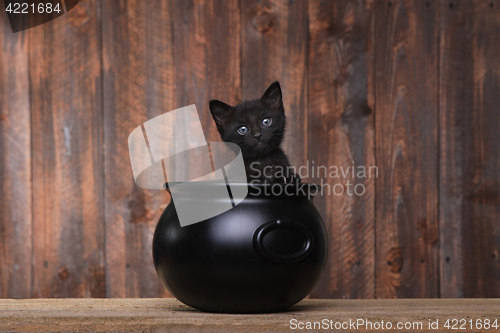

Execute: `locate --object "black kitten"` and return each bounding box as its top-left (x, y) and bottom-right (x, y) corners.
top-left (209, 81), bottom-right (299, 184)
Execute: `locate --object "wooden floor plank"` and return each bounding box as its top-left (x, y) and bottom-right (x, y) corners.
top-left (1, 298), bottom-right (499, 332)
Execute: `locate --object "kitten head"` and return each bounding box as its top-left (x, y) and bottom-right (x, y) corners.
top-left (210, 81), bottom-right (286, 158)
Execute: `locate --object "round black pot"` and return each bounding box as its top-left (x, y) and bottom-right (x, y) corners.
top-left (152, 182), bottom-right (328, 313)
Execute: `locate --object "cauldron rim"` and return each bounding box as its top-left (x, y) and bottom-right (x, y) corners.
top-left (162, 181), bottom-right (321, 198)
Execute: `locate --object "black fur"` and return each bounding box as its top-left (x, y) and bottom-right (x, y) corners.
top-left (210, 81), bottom-right (299, 183)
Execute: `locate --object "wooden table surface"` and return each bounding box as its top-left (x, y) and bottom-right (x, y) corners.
top-left (0, 298), bottom-right (499, 332)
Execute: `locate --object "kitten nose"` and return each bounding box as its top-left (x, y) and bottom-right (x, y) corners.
top-left (254, 134), bottom-right (261, 140)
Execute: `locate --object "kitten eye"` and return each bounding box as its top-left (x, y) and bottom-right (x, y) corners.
top-left (237, 126), bottom-right (249, 135)
top-left (261, 117), bottom-right (272, 127)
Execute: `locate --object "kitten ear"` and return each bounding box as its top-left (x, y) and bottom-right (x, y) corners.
top-left (261, 81), bottom-right (283, 111)
top-left (209, 100), bottom-right (233, 131)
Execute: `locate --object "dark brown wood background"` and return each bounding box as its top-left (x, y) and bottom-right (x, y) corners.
top-left (0, 0), bottom-right (499, 299)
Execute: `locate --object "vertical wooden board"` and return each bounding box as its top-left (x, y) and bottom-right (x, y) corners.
top-left (103, 0), bottom-right (174, 297)
top-left (241, 0), bottom-right (308, 168)
top-left (375, 0), bottom-right (439, 298)
top-left (440, 0), bottom-right (500, 298)
top-left (463, 0), bottom-right (500, 298)
top-left (307, 0), bottom-right (375, 299)
top-left (438, 0), bottom-right (472, 299)
top-left (173, 0), bottom-right (241, 145)
top-left (30, 0), bottom-right (105, 297)
top-left (0, 6), bottom-right (32, 298)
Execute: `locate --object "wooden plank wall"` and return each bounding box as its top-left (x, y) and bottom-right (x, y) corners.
top-left (308, 0), bottom-right (375, 299)
top-left (30, 0), bottom-right (105, 298)
top-left (102, 0), bottom-right (174, 298)
top-left (0, 3), bottom-right (31, 298)
top-left (375, 0), bottom-right (440, 298)
top-left (0, 0), bottom-right (498, 299)
top-left (440, 0), bottom-right (500, 298)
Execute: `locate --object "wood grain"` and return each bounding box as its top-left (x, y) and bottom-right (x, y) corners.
top-left (1, 298), bottom-right (499, 332)
top-left (102, 0), bottom-right (174, 298)
top-left (30, 0), bottom-right (105, 297)
top-left (374, 0), bottom-right (439, 298)
top-left (308, 0), bottom-right (375, 299)
top-left (1, 0), bottom-right (500, 300)
top-left (0, 5), bottom-right (32, 298)
top-left (241, 0), bottom-right (308, 167)
top-left (440, 0), bottom-right (500, 297)
top-left (173, 0), bottom-right (242, 145)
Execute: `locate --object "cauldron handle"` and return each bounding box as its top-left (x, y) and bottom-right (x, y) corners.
top-left (253, 219), bottom-right (313, 264)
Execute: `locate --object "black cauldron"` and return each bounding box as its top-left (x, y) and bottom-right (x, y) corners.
top-left (152, 182), bottom-right (328, 313)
